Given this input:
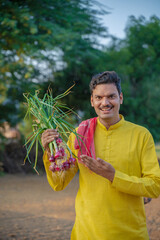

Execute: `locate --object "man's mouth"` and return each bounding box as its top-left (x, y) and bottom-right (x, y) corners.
top-left (100, 105), bottom-right (113, 112)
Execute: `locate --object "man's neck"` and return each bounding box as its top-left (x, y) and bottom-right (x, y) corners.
top-left (99, 116), bottom-right (121, 129)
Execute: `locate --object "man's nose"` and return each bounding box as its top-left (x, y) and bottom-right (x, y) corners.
top-left (102, 97), bottom-right (109, 105)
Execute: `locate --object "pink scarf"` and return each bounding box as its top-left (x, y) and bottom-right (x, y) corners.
top-left (74, 117), bottom-right (97, 159)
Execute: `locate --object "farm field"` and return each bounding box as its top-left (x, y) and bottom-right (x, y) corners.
top-left (0, 173), bottom-right (160, 240)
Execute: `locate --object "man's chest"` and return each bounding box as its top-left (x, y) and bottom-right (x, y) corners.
top-left (94, 129), bottom-right (142, 176)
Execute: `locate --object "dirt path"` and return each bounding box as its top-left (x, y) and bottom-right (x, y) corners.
top-left (0, 174), bottom-right (160, 240)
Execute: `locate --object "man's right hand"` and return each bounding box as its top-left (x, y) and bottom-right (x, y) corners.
top-left (41, 129), bottom-right (59, 155)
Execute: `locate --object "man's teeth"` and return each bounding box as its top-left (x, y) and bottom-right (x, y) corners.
top-left (101, 107), bottom-right (112, 111)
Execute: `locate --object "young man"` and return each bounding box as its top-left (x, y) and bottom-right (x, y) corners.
top-left (42, 71), bottom-right (160, 240)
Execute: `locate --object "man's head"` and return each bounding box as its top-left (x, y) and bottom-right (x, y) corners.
top-left (90, 71), bottom-right (123, 128)
top-left (89, 71), bottom-right (122, 95)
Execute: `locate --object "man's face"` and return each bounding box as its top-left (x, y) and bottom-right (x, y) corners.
top-left (91, 83), bottom-right (123, 127)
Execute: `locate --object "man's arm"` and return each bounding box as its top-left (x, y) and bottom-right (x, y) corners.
top-left (42, 129), bottom-right (79, 191)
top-left (43, 150), bottom-right (78, 191)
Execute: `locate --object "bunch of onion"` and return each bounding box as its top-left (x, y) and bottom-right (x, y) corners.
top-left (23, 86), bottom-right (83, 175)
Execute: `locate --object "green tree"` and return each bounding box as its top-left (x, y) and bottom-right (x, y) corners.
top-left (98, 15), bottom-right (160, 141)
top-left (0, 0), bottom-right (108, 126)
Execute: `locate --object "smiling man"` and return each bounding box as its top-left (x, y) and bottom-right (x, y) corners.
top-left (90, 77), bottom-right (123, 129)
top-left (42, 71), bottom-right (160, 240)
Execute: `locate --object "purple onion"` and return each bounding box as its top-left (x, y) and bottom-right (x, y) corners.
top-left (63, 161), bottom-right (70, 170)
top-left (59, 147), bottom-right (65, 156)
top-left (49, 162), bottom-right (56, 172)
top-left (56, 138), bottom-right (63, 144)
top-left (61, 165), bottom-right (65, 171)
top-left (49, 155), bottom-right (55, 162)
top-left (72, 158), bottom-right (76, 164)
top-left (55, 166), bottom-right (61, 172)
top-left (68, 157), bottom-right (76, 165)
top-left (54, 151), bottom-right (63, 159)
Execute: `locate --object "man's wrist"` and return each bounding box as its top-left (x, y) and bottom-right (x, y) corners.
top-left (45, 147), bottom-right (51, 158)
top-left (102, 167), bottom-right (115, 182)
top-left (107, 170), bottom-right (115, 182)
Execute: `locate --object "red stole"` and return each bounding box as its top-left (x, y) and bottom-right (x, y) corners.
top-left (74, 117), bottom-right (97, 159)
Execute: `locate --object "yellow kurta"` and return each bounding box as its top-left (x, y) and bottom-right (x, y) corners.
top-left (43, 115), bottom-right (160, 240)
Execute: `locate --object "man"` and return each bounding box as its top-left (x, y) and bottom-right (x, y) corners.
top-left (42, 71), bottom-right (160, 240)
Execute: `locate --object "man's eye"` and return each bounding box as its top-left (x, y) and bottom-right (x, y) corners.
top-left (109, 95), bottom-right (115, 99)
top-left (96, 96), bottom-right (102, 100)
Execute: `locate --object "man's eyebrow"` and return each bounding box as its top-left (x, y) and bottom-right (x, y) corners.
top-left (94, 93), bottom-right (116, 97)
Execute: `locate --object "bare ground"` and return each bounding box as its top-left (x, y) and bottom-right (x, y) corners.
top-left (0, 174), bottom-right (160, 240)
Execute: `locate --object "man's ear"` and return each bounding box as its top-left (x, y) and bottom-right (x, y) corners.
top-left (120, 92), bottom-right (123, 104)
top-left (91, 95), bottom-right (94, 107)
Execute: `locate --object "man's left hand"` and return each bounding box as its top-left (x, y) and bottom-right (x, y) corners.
top-left (80, 155), bottom-right (115, 182)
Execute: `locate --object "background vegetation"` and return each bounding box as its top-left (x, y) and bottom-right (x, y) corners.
top-left (0, 0), bottom-right (160, 172)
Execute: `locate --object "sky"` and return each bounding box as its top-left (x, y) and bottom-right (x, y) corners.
top-left (96, 0), bottom-right (160, 44)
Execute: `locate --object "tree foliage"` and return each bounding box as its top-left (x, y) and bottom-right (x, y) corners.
top-left (98, 15), bottom-right (160, 141)
top-left (0, 0), bottom-right (108, 125)
top-left (1, 1), bottom-right (160, 142)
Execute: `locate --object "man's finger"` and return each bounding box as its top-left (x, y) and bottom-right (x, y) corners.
top-left (42, 129), bottom-right (59, 138)
top-left (80, 155), bottom-right (93, 161)
top-left (80, 155), bottom-right (95, 169)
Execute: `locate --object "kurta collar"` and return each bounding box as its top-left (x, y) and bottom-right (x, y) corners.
top-left (97, 114), bottom-right (124, 131)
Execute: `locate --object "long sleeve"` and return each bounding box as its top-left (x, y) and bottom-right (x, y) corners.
top-left (112, 132), bottom-right (160, 198)
top-left (43, 151), bottom-right (78, 191)
top-left (43, 132), bottom-right (79, 191)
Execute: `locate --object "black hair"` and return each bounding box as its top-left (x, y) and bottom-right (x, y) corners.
top-left (89, 71), bottom-right (122, 95)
